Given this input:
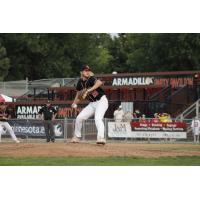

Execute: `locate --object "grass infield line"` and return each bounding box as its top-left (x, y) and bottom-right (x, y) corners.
top-left (0, 156), bottom-right (200, 166)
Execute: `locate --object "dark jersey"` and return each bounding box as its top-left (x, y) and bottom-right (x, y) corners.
top-left (5, 107), bottom-right (16, 119)
top-left (76, 76), bottom-right (105, 102)
top-left (0, 107), bottom-right (8, 121)
top-left (38, 106), bottom-right (57, 120)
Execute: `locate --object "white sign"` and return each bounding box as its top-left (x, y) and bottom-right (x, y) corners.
top-left (108, 122), bottom-right (187, 138)
top-left (112, 77), bottom-right (154, 86)
top-left (16, 105), bottom-right (43, 119)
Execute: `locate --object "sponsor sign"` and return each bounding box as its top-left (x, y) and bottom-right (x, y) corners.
top-left (6, 120), bottom-right (64, 138)
top-left (108, 122), bottom-right (187, 138)
top-left (16, 105), bottom-right (43, 119)
top-left (112, 77), bottom-right (154, 86)
top-left (16, 104), bottom-right (83, 119)
top-left (111, 76), bottom-right (193, 88)
top-left (154, 77), bottom-right (193, 88)
top-left (131, 121), bottom-right (187, 131)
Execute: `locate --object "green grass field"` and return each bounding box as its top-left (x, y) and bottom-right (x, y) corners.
top-left (0, 156), bottom-right (200, 166)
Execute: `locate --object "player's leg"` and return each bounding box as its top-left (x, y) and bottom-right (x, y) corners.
top-left (195, 134), bottom-right (198, 144)
top-left (74, 103), bottom-right (95, 138)
top-left (2, 122), bottom-right (20, 143)
top-left (193, 131), bottom-right (196, 143)
top-left (0, 124), bottom-right (3, 142)
top-left (44, 121), bottom-right (51, 142)
top-left (49, 120), bottom-right (55, 142)
top-left (94, 96), bottom-right (108, 143)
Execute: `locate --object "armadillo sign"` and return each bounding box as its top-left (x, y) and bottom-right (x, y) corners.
top-left (111, 76), bottom-right (193, 88)
top-left (16, 104), bottom-right (84, 119)
top-left (112, 77), bottom-right (154, 86)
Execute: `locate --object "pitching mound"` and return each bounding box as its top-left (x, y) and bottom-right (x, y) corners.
top-left (1, 142), bottom-right (200, 158)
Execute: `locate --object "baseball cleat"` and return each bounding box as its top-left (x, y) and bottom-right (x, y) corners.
top-left (15, 140), bottom-right (20, 143)
top-left (70, 136), bottom-right (80, 143)
top-left (96, 138), bottom-right (106, 145)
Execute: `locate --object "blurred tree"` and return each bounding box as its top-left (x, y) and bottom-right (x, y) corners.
top-left (0, 33), bottom-right (113, 80)
top-left (1, 33), bottom-right (200, 81)
top-left (0, 42), bottom-right (10, 81)
top-left (118, 33), bottom-right (200, 72)
top-left (107, 33), bottom-right (128, 73)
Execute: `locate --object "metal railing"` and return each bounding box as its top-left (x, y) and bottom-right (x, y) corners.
top-left (165, 85), bottom-right (187, 102)
top-left (176, 99), bottom-right (200, 121)
top-left (0, 80), bottom-right (28, 97)
top-left (148, 86), bottom-right (171, 101)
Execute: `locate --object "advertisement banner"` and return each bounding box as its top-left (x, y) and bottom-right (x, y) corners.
top-left (131, 121), bottom-right (187, 132)
top-left (110, 76), bottom-right (193, 88)
top-left (108, 122), bottom-right (187, 138)
top-left (6, 120), bottom-right (64, 138)
top-left (16, 104), bottom-right (84, 119)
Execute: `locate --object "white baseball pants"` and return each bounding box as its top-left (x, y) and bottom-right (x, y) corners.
top-left (74, 95), bottom-right (108, 139)
top-left (0, 121), bottom-right (18, 142)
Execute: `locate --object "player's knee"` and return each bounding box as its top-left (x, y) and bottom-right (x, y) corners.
top-left (76, 115), bottom-right (84, 123)
top-left (0, 127), bottom-right (3, 134)
top-left (95, 117), bottom-right (103, 123)
top-left (7, 128), bottom-right (14, 133)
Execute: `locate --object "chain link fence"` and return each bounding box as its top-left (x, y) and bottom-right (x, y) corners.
top-left (0, 80), bottom-right (28, 97)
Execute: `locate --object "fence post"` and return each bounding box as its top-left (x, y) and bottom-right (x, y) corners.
top-left (82, 120), bottom-right (85, 141)
top-left (64, 118), bottom-right (67, 142)
top-left (196, 100), bottom-right (199, 118)
top-left (26, 119), bottom-right (29, 142)
top-left (180, 114), bottom-right (183, 122)
top-left (25, 77), bottom-right (29, 93)
top-left (62, 78), bottom-right (65, 86)
top-left (104, 118), bottom-right (108, 140)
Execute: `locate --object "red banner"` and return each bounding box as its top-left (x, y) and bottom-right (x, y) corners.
top-left (131, 122), bottom-right (187, 132)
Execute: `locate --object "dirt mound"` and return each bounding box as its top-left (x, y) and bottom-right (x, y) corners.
top-left (1, 142), bottom-right (200, 158)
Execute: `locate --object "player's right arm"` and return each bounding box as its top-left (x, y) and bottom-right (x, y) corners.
top-left (71, 79), bottom-right (82, 108)
top-left (72, 92), bottom-right (81, 105)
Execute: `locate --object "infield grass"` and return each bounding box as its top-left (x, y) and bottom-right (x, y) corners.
top-left (0, 156), bottom-right (200, 166)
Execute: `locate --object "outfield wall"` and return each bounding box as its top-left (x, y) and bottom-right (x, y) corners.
top-left (0, 118), bottom-right (195, 143)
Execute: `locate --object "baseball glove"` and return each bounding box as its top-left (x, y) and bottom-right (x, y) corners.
top-left (77, 88), bottom-right (89, 100)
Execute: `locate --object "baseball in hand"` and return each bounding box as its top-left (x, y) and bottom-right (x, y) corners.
top-left (71, 103), bottom-right (77, 108)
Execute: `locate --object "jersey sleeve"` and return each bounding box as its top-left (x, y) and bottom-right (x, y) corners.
top-left (88, 76), bottom-right (97, 87)
top-left (76, 79), bottom-right (83, 91)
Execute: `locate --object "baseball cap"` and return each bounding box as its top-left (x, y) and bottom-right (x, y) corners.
top-left (81, 65), bottom-right (91, 72)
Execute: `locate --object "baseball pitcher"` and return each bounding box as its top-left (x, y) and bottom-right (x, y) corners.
top-left (71, 65), bottom-right (108, 145)
top-left (0, 102), bottom-right (20, 143)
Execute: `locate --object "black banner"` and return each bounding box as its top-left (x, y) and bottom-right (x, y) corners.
top-left (6, 119), bottom-right (64, 138)
top-left (16, 104), bottom-right (84, 119)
